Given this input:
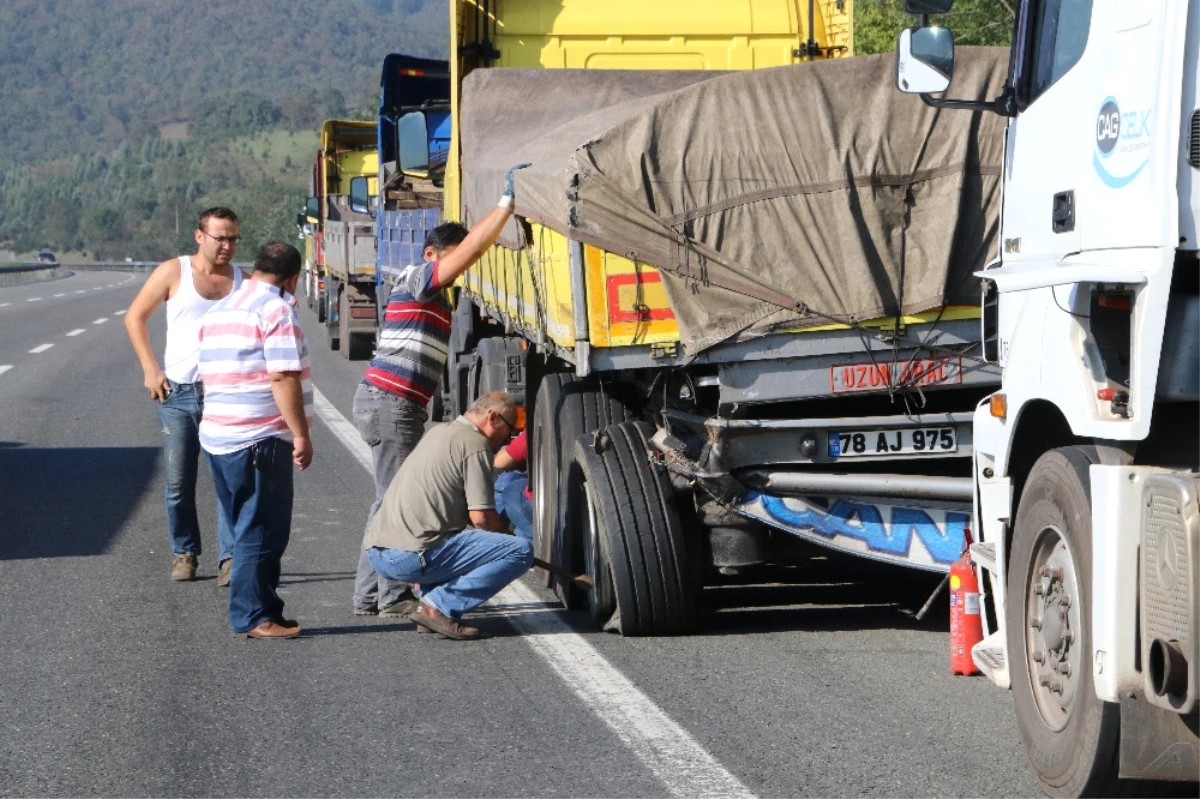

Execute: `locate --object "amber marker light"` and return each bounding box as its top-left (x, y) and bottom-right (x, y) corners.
top-left (989, 393), bottom-right (1007, 419)
top-left (513, 405), bottom-right (527, 431)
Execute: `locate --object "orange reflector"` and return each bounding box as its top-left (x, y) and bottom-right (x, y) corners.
top-left (989, 393), bottom-right (1007, 419)
top-left (1096, 294), bottom-right (1132, 311)
top-left (513, 405), bottom-right (526, 431)
top-left (349, 307), bottom-right (376, 319)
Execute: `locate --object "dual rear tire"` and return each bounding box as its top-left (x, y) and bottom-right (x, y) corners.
top-left (531, 373), bottom-right (628, 607)
top-left (575, 422), bottom-right (697, 636)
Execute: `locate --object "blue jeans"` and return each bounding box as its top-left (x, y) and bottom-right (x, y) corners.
top-left (207, 437), bottom-right (294, 633)
top-left (155, 379), bottom-right (233, 562)
top-left (351, 383), bottom-right (426, 610)
top-left (497, 472), bottom-right (533, 542)
top-left (366, 530), bottom-right (533, 620)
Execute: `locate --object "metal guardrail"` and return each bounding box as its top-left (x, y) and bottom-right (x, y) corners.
top-left (0, 266), bottom-right (62, 287)
top-left (64, 261), bottom-right (254, 272)
top-left (58, 262), bottom-right (158, 272)
top-left (1, 261), bottom-right (256, 287)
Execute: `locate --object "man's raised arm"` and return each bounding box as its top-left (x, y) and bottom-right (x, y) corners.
top-left (434, 163), bottom-right (532, 289)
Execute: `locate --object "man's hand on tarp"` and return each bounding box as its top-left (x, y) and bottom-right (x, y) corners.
top-left (505, 163), bottom-right (532, 198)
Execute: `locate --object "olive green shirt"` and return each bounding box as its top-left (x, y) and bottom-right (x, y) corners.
top-left (364, 416), bottom-right (496, 552)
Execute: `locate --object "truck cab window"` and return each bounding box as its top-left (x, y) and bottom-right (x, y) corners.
top-left (1027, 0), bottom-right (1093, 103)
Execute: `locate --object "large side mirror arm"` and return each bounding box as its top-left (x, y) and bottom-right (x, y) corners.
top-left (921, 82), bottom-right (1017, 117)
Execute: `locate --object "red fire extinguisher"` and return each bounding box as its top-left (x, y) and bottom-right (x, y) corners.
top-left (950, 527), bottom-right (984, 676)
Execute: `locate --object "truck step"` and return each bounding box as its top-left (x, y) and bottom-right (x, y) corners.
top-left (971, 631), bottom-right (1009, 688)
top-left (969, 541), bottom-right (997, 573)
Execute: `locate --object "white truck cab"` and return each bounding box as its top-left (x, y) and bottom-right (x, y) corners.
top-left (898, 1), bottom-right (1199, 795)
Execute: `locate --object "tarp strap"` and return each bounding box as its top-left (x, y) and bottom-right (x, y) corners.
top-left (661, 164), bottom-right (1001, 227)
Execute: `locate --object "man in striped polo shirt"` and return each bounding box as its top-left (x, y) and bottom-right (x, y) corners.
top-left (351, 163), bottom-right (530, 617)
top-left (199, 242), bottom-right (313, 640)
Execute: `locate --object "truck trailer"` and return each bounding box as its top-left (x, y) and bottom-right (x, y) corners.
top-left (897, 0), bottom-right (1199, 794)
top-left (310, 118), bottom-right (379, 359)
top-left (406, 0), bottom-right (1019, 637)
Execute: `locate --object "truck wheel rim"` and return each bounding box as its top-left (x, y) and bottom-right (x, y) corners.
top-left (533, 447), bottom-right (550, 543)
top-left (583, 483), bottom-right (601, 592)
top-left (1024, 524), bottom-right (1082, 732)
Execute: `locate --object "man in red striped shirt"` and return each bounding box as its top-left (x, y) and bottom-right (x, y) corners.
top-left (199, 242), bottom-right (313, 639)
top-left (351, 163), bottom-right (531, 617)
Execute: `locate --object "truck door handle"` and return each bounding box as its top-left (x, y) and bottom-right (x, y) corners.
top-left (1052, 190), bottom-right (1075, 233)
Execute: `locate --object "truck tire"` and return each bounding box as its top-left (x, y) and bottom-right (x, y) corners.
top-left (531, 373), bottom-right (628, 607)
top-left (1008, 445), bottom-right (1132, 798)
top-left (573, 421), bottom-right (696, 635)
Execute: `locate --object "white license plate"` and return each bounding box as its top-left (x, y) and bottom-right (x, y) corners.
top-left (828, 427), bottom-right (958, 458)
top-left (830, 357), bottom-right (962, 393)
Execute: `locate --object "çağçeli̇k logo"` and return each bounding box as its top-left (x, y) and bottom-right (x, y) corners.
top-left (1094, 96), bottom-right (1152, 189)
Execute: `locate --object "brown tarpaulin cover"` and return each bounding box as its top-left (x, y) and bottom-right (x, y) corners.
top-left (460, 49), bottom-right (1009, 351)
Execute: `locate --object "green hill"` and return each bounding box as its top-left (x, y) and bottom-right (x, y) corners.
top-left (0, 0), bottom-right (445, 163)
top-left (0, 0), bottom-right (446, 261)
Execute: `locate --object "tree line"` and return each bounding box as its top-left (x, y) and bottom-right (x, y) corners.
top-left (0, 130), bottom-right (310, 262)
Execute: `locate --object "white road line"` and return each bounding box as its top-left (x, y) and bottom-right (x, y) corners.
top-left (114, 309), bottom-right (127, 316)
top-left (0, 303), bottom-right (9, 308)
top-left (75, 290), bottom-right (86, 294)
top-left (29, 343), bottom-right (54, 354)
top-left (27, 297), bottom-right (42, 302)
top-left (53, 293), bottom-right (65, 298)
top-left (66, 329), bottom-right (86, 337)
top-left (92, 287), bottom-right (102, 291)
top-left (0, 365), bottom-right (12, 376)
top-left (311, 387), bottom-right (754, 799)
top-left (93, 318), bottom-right (108, 325)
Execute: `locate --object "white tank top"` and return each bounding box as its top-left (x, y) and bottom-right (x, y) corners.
top-left (162, 255), bottom-right (243, 384)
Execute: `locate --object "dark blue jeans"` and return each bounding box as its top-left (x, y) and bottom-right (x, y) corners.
top-left (155, 379), bottom-right (233, 562)
top-left (206, 437), bottom-right (294, 633)
top-left (366, 530), bottom-right (533, 620)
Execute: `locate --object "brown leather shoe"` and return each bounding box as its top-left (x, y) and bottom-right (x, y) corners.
top-left (170, 554), bottom-right (197, 582)
top-left (217, 558), bottom-right (232, 588)
top-left (245, 619), bottom-right (301, 639)
top-left (410, 603), bottom-right (480, 640)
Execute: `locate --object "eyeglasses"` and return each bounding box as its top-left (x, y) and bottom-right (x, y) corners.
top-left (199, 229), bottom-right (241, 246)
top-left (493, 413), bottom-right (517, 436)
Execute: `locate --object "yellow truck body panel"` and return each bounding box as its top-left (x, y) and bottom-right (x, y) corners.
top-left (318, 120), bottom-right (379, 279)
top-left (448, 1), bottom-right (859, 353)
top-left (319, 119), bottom-right (378, 193)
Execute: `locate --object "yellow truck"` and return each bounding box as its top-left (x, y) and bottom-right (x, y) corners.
top-left (308, 119), bottom-right (379, 359)
top-left (414, 0), bottom-right (1009, 635)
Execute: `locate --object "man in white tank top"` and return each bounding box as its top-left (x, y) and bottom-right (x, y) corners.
top-left (124, 207), bottom-right (244, 584)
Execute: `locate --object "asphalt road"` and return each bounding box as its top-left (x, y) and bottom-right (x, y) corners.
top-left (0, 269), bottom-right (1043, 798)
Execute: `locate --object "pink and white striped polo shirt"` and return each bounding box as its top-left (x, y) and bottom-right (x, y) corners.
top-left (198, 279), bottom-right (313, 456)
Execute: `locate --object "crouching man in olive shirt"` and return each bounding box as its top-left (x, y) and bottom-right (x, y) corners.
top-left (362, 391), bottom-right (532, 640)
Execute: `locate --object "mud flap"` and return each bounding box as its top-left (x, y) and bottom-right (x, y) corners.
top-left (1118, 693), bottom-right (1200, 782)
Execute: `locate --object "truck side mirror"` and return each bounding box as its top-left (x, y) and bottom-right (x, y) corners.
top-left (398, 111), bottom-right (431, 173)
top-left (903, 0), bottom-right (953, 13)
top-left (349, 175), bottom-right (376, 215)
top-left (304, 196), bottom-right (320, 223)
top-left (895, 26), bottom-right (955, 95)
